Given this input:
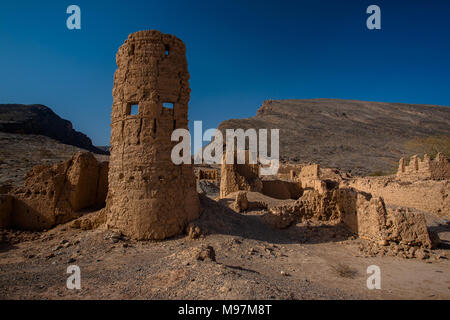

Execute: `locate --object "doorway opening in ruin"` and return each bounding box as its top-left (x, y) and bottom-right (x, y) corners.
top-left (164, 45), bottom-right (170, 56)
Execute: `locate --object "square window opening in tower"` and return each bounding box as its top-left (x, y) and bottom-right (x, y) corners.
top-left (126, 103), bottom-right (139, 116)
top-left (163, 102), bottom-right (174, 109)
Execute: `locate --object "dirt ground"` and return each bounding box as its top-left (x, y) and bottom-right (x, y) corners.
top-left (1, 195), bottom-right (449, 300)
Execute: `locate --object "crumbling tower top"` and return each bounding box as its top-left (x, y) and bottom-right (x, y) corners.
top-left (111, 29), bottom-right (190, 129)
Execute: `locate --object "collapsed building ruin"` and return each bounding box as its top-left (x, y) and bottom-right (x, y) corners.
top-left (219, 151), bottom-right (263, 198)
top-left (0, 30), bottom-right (447, 259)
top-left (197, 168), bottom-right (219, 183)
top-left (219, 153), bottom-right (442, 250)
top-left (345, 153), bottom-right (450, 217)
top-left (397, 152), bottom-right (450, 180)
top-left (106, 30), bottom-right (200, 240)
top-left (0, 152), bottom-right (108, 230)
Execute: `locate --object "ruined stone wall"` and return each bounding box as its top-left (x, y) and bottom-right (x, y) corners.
top-left (299, 164), bottom-right (320, 180)
top-left (277, 163), bottom-right (322, 182)
top-left (293, 164), bottom-right (327, 194)
top-left (219, 151), bottom-right (262, 198)
top-left (107, 30), bottom-right (199, 240)
top-left (1, 152), bottom-right (108, 230)
top-left (276, 163), bottom-right (304, 181)
top-left (261, 185), bottom-right (438, 248)
top-left (397, 153), bottom-right (450, 180)
top-left (337, 188), bottom-right (435, 248)
top-left (430, 153), bottom-right (450, 180)
top-left (344, 177), bottom-right (449, 217)
top-left (261, 180), bottom-right (302, 200)
top-left (344, 154), bottom-right (449, 217)
top-left (197, 168), bottom-right (219, 182)
top-left (263, 189), bottom-right (340, 228)
top-left (336, 189), bottom-right (387, 242)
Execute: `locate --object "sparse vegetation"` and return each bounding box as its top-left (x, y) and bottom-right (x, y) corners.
top-left (39, 149), bottom-right (55, 159)
top-left (405, 135), bottom-right (450, 159)
top-left (368, 170), bottom-right (388, 177)
top-left (331, 263), bottom-right (358, 278)
top-left (368, 168), bottom-right (396, 177)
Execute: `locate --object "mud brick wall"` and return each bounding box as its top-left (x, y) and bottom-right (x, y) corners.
top-left (107, 30), bottom-right (199, 240)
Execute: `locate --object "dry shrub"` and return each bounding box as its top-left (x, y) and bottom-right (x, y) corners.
top-left (405, 135), bottom-right (450, 159)
top-left (331, 263), bottom-right (357, 278)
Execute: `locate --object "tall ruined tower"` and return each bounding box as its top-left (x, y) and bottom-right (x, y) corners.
top-left (107, 30), bottom-right (200, 240)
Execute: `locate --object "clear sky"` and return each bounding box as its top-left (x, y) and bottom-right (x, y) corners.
top-left (0, 0), bottom-right (449, 146)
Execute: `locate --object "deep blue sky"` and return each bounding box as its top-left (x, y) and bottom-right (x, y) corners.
top-left (1, 0), bottom-right (449, 146)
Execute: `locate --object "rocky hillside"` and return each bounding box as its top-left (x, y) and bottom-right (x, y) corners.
top-left (0, 132), bottom-right (109, 187)
top-left (217, 99), bottom-right (450, 175)
top-left (0, 104), bottom-right (107, 155)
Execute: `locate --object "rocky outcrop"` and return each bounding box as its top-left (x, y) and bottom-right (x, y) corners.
top-left (0, 104), bottom-right (107, 154)
top-left (2, 152), bottom-right (108, 230)
top-left (195, 245), bottom-right (216, 262)
top-left (0, 131), bottom-right (110, 188)
top-left (197, 180), bottom-right (220, 198)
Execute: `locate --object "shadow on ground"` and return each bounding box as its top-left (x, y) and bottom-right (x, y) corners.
top-left (0, 243), bottom-right (18, 253)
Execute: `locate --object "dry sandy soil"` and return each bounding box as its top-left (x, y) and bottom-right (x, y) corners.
top-left (1, 194), bottom-right (449, 300)
top-left (0, 130), bottom-right (449, 300)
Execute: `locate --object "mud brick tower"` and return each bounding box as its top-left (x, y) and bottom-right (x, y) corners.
top-left (107, 30), bottom-right (200, 240)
